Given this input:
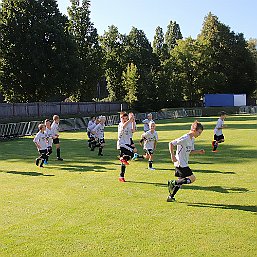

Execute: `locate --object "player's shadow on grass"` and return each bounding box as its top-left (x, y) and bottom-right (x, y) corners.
top-left (47, 164), bottom-right (110, 172)
top-left (180, 202), bottom-right (257, 214)
top-left (126, 180), bottom-right (167, 187)
top-left (1, 170), bottom-right (54, 177)
top-left (194, 169), bottom-right (236, 174)
top-left (184, 185), bottom-right (248, 193)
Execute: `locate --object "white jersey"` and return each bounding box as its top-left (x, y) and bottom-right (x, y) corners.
top-left (117, 122), bottom-right (132, 149)
top-left (143, 130), bottom-right (158, 150)
top-left (51, 121), bottom-right (59, 137)
top-left (45, 127), bottom-right (54, 147)
top-left (171, 133), bottom-right (195, 168)
top-left (88, 122), bottom-right (97, 138)
top-left (214, 118), bottom-right (224, 136)
top-left (142, 118), bottom-right (153, 132)
top-left (92, 123), bottom-right (105, 139)
top-left (87, 120), bottom-right (95, 132)
top-left (33, 131), bottom-right (48, 150)
top-left (126, 121), bottom-right (136, 138)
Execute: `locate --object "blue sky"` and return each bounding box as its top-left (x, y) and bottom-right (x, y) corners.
top-left (57, 0), bottom-right (257, 42)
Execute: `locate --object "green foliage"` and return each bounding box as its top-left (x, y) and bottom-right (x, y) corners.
top-left (100, 25), bottom-right (127, 101)
top-left (122, 63), bottom-right (139, 107)
top-left (165, 20), bottom-right (183, 53)
top-left (67, 0), bottom-right (104, 101)
top-left (0, 0), bottom-right (79, 102)
top-left (0, 116), bottom-right (256, 256)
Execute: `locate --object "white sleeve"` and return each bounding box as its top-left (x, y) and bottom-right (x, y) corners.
top-left (33, 133), bottom-right (39, 143)
top-left (142, 119), bottom-right (148, 124)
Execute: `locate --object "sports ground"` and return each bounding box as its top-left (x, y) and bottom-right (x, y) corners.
top-left (0, 115), bottom-right (256, 257)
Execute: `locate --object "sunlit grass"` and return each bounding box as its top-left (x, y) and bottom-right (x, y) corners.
top-left (0, 115), bottom-right (256, 256)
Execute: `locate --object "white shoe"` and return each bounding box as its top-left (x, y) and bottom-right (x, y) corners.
top-left (148, 167), bottom-right (155, 170)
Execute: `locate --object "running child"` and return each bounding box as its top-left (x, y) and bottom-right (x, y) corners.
top-left (117, 112), bottom-right (136, 182)
top-left (87, 116), bottom-right (96, 148)
top-left (212, 111), bottom-right (227, 152)
top-left (44, 119), bottom-right (54, 164)
top-left (140, 121), bottom-right (158, 170)
top-left (33, 124), bottom-right (48, 168)
top-left (142, 113), bottom-right (153, 132)
top-left (51, 115), bottom-right (63, 161)
top-left (91, 116), bottom-right (106, 156)
top-left (167, 121), bottom-right (205, 202)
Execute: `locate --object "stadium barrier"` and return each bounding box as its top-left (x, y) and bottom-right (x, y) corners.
top-left (0, 109), bottom-right (202, 140)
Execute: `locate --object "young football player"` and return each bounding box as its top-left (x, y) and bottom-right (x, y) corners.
top-left (91, 116), bottom-right (106, 156)
top-left (212, 111), bottom-right (227, 152)
top-left (140, 121), bottom-right (158, 170)
top-left (33, 124), bottom-right (48, 168)
top-left (87, 116), bottom-right (96, 148)
top-left (142, 113), bottom-right (153, 132)
top-left (51, 115), bottom-right (63, 161)
top-left (44, 119), bottom-right (54, 164)
top-left (167, 121), bottom-right (205, 202)
top-left (117, 112), bottom-right (136, 182)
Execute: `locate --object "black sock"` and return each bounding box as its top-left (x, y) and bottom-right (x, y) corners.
top-left (149, 160), bottom-right (153, 168)
top-left (57, 148), bottom-right (61, 158)
top-left (98, 147), bottom-right (103, 155)
top-left (170, 185), bottom-right (181, 198)
top-left (175, 178), bottom-right (191, 185)
top-left (120, 164), bottom-right (126, 177)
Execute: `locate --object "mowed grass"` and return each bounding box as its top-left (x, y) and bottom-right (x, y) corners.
top-left (0, 115), bottom-right (256, 257)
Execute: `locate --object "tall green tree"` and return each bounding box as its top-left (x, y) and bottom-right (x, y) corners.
top-left (198, 12), bottom-right (257, 96)
top-left (122, 63), bottom-right (139, 108)
top-left (0, 0), bottom-right (79, 102)
top-left (67, 0), bottom-right (103, 101)
top-left (100, 25), bottom-right (127, 101)
top-left (152, 26), bottom-right (168, 61)
top-left (165, 21), bottom-right (183, 53)
top-left (125, 27), bottom-right (160, 110)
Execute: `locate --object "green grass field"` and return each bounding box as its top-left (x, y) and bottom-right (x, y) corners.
top-left (0, 115), bottom-right (256, 257)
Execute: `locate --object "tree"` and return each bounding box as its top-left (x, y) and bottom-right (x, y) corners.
top-left (198, 12), bottom-right (257, 96)
top-left (0, 0), bottom-right (79, 102)
top-left (67, 0), bottom-right (104, 101)
top-left (100, 25), bottom-right (128, 101)
top-left (122, 63), bottom-right (139, 108)
top-left (165, 21), bottom-right (183, 53)
top-left (152, 26), bottom-right (168, 61)
top-left (125, 27), bottom-right (160, 110)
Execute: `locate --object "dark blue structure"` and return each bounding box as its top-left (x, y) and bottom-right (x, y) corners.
top-left (204, 94), bottom-right (234, 107)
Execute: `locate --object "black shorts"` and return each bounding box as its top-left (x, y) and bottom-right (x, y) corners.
top-left (175, 166), bottom-right (193, 178)
top-left (120, 144), bottom-right (134, 158)
top-left (98, 138), bottom-right (105, 144)
top-left (144, 149), bottom-right (154, 155)
top-left (214, 134), bottom-right (224, 142)
top-left (130, 138), bottom-right (134, 146)
top-left (53, 138), bottom-right (60, 144)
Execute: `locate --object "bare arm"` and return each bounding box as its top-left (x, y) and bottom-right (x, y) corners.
top-left (190, 149), bottom-right (205, 155)
top-left (169, 142), bottom-right (177, 163)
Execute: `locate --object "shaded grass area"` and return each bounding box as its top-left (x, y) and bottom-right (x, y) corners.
top-left (0, 116), bottom-right (256, 257)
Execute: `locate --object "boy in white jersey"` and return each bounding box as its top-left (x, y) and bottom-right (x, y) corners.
top-left (140, 121), bottom-right (158, 170)
top-left (44, 119), bottom-right (54, 164)
top-left (33, 124), bottom-right (48, 168)
top-left (51, 115), bottom-right (63, 161)
top-left (142, 113), bottom-right (153, 132)
top-left (91, 116), bottom-right (106, 156)
top-left (212, 111), bottom-right (227, 152)
top-left (167, 121), bottom-right (205, 202)
top-left (87, 116), bottom-right (96, 148)
top-left (117, 112), bottom-right (136, 182)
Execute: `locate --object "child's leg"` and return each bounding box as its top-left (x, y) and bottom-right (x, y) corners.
top-left (148, 154), bottom-right (153, 168)
top-left (98, 143), bottom-right (104, 156)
